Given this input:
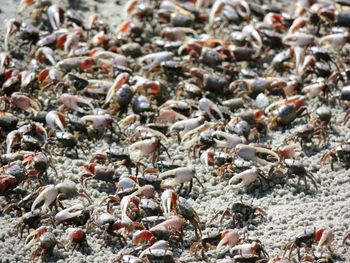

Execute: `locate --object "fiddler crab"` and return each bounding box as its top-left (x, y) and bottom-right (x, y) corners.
top-left (269, 159), bottom-right (318, 191)
top-left (25, 226), bottom-right (64, 261)
top-left (210, 198), bottom-right (266, 228)
top-left (283, 227), bottom-right (334, 261)
top-left (28, 181), bottom-right (91, 213)
top-left (321, 141), bottom-right (350, 170)
top-left (190, 228), bottom-right (241, 258)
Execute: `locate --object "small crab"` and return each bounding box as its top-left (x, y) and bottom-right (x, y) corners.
top-left (22, 151), bottom-right (57, 185)
top-left (15, 209), bottom-right (51, 238)
top-left (269, 159), bottom-right (318, 191)
top-left (176, 196), bottom-right (202, 239)
top-left (47, 131), bottom-right (86, 157)
top-left (286, 123), bottom-right (326, 147)
top-left (65, 227), bottom-right (89, 252)
top-left (321, 142), bottom-right (350, 170)
top-left (81, 158), bottom-right (117, 188)
top-left (210, 199), bottom-right (266, 228)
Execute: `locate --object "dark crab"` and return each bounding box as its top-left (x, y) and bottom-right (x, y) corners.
top-left (269, 159), bottom-right (318, 191)
top-left (210, 199), bottom-right (266, 228)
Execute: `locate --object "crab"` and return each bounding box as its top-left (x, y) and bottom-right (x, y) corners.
top-left (132, 216), bottom-right (185, 246)
top-left (128, 136), bottom-right (171, 166)
top-left (210, 199), bottom-right (266, 228)
top-left (269, 159), bottom-right (318, 191)
top-left (283, 227), bottom-right (334, 261)
top-left (25, 226), bottom-right (65, 261)
top-left (47, 131), bottom-right (86, 158)
top-left (286, 123), bottom-right (326, 147)
top-left (231, 238), bottom-right (269, 263)
top-left (190, 228), bottom-right (241, 258)
top-left (266, 96), bottom-right (308, 130)
top-left (320, 142), bottom-right (350, 170)
top-left (15, 209), bottom-right (51, 238)
top-left (81, 157), bottom-right (117, 188)
top-left (106, 149), bottom-right (146, 175)
top-left (65, 227), bottom-right (89, 252)
top-left (176, 196), bottom-right (202, 239)
top-left (21, 151), bottom-right (57, 185)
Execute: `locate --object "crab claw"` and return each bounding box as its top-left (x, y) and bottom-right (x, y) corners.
top-left (315, 227), bottom-right (334, 252)
top-left (55, 204), bottom-right (84, 223)
top-left (217, 229), bottom-right (240, 250)
top-left (212, 131), bottom-right (246, 149)
top-left (235, 144), bottom-right (280, 165)
top-left (139, 240), bottom-right (170, 258)
top-left (4, 19), bottom-right (21, 52)
top-left (46, 110), bottom-right (66, 132)
top-left (25, 226), bottom-right (48, 247)
top-left (19, 0), bottom-right (34, 13)
top-left (11, 92), bottom-right (41, 114)
top-left (229, 167), bottom-right (260, 188)
top-left (120, 194), bottom-right (140, 218)
top-left (105, 72), bottom-right (129, 105)
top-left (199, 97), bottom-right (223, 120)
top-left (161, 189), bottom-right (178, 215)
top-left (181, 121), bottom-right (214, 144)
top-left (31, 185), bottom-right (58, 213)
top-left (6, 130), bottom-right (21, 154)
top-left (133, 230), bottom-right (155, 245)
top-left (160, 167), bottom-right (203, 189)
top-left (60, 93), bottom-right (94, 113)
top-left (47, 4), bottom-right (64, 30)
top-left (35, 47), bottom-right (56, 66)
top-left (133, 126), bottom-right (168, 143)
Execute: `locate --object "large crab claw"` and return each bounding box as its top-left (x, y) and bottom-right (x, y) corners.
top-left (199, 98), bottom-right (223, 120)
top-left (55, 204), bottom-right (84, 223)
top-left (4, 19), bottom-right (21, 52)
top-left (235, 144), bottom-right (280, 165)
top-left (160, 167), bottom-right (203, 194)
top-left (181, 121), bottom-right (214, 144)
top-left (11, 92), bottom-right (41, 114)
top-left (212, 131), bottom-right (246, 149)
top-left (60, 93), bottom-right (94, 113)
top-left (46, 110), bottom-right (66, 132)
top-left (228, 167), bottom-right (266, 188)
top-left (19, 0), bottom-right (34, 13)
top-left (31, 185), bottom-right (58, 213)
top-left (161, 189), bottom-right (178, 215)
top-left (217, 229), bottom-right (240, 251)
top-left (132, 126), bottom-right (168, 143)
